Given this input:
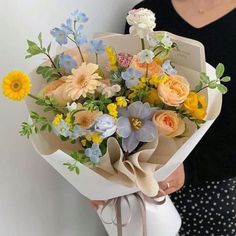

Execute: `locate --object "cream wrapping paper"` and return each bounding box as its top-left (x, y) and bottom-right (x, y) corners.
top-left (25, 33), bottom-right (222, 201)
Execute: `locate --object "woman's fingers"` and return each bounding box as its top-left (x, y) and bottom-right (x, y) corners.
top-left (90, 200), bottom-right (106, 209)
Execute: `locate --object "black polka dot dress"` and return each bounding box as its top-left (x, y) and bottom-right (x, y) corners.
top-left (171, 178), bottom-right (236, 236)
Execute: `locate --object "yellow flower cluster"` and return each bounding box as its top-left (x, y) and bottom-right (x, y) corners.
top-left (184, 92), bottom-right (207, 120)
top-left (116, 96), bottom-right (128, 107)
top-left (107, 103), bottom-right (118, 118)
top-left (53, 114), bottom-right (63, 126)
top-left (85, 132), bottom-right (103, 144)
top-left (149, 74), bottom-right (169, 87)
top-left (105, 47), bottom-right (117, 71)
top-left (145, 88), bottom-right (161, 105)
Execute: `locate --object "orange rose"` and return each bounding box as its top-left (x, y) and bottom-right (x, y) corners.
top-left (153, 110), bottom-right (185, 137)
top-left (39, 79), bottom-right (72, 106)
top-left (158, 75), bottom-right (190, 106)
top-left (129, 55), bottom-right (162, 76)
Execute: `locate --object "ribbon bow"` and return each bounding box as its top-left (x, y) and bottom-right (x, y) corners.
top-left (100, 191), bottom-right (166, 236)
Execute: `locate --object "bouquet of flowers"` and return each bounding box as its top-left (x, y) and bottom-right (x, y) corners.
top-left (1, 8), bottom-right (230, 236)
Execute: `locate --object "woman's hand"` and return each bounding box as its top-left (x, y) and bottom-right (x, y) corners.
top-left (90, 200), bottom-right (106, 209)
top-left (159, 163), bottom-right (185, 195)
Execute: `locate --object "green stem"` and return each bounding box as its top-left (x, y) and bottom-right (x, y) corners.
top-left (67, 35), bottom-right (85, 63)
top-left (95, 53), bottom-right (98, 64)
top-left (196, 85), bottom-right (208, 93)
top-left (141, 38), bottom-right (145, 50)
top-left (145, 64), bottom-right (149, 78)
top-left (28, 93), bottom-right (39, 100)
top-left (44, 53), bottom-right (62, 77)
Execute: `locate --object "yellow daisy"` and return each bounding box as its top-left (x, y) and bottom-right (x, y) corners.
top-left (65, 63), bottom-right (101, 100)
top-left (1, 70), bottom-right (31, 101)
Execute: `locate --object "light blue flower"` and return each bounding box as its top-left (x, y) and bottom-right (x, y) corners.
top-left (85, 144), bottom-right (102, 164)
top-left (88, 40), bottom-right (105, 55)
top-left (59, 53), bottom-right (77, 73)
top-left (70, 125), bottom-right (86, 140)
top-left (75, 33), bottom-right (87, 45)
top-left (61, 18), bottom-right (73, 35)
top-left (95, 114), bottom-right (117, 138)
top-left (121, 68), bottom-right (142, 88)
top-left (162, 60), bottom-right (177, 75)
top-left (71, 10), bottom-right (88, 23)
top-left (50, 28), bottom-right (68, 45)
top-left (116, 101), bottom-right (157, 153)
top-left (137, 49), bottom-right (155, 64)
top-left (53, 120), bottom-right (72, 138)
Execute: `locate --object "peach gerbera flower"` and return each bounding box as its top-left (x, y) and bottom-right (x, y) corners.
top-left (65, 63), bottom-right (101, 100)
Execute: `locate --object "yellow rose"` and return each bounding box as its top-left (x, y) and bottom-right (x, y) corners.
top-left (129, 55), bottom-right (162, 77)
top-left (145, 88), bottom-right (162, 105)
top-left (39, 79), bottom-right (72, 106)
top-left (158, 75), bottom-right (190, 107)
top-left (184, 92), bottom-right (207, 120)
top-left (153, 110), bottom-right (185, 137)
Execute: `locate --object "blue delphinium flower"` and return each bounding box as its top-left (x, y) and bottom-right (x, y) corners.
top-left (95, 114), bottom-right (117, 138)
top-left (70, 125), bottom-right (86, 140)
top-left (116, 101), bottom-right (157, 153)
top-left (121, 68), bottom-right (142, 88)
top-left (88, 40), bottom-right (105, 55)
top-left (75, 34), bottom-right (87, 45)
top-left (71, 10), bottom-right (88, 23)
top-left (162, 60), bottom-right (177, 75)
top-left (59, 53), bottom-right (77, 73)
top-left (53, 120), bottom-right (72, 138)
top-left (50, 28), bottom-right (68, 45)
top-left (61, 18), bottom-right (73, 35)
top-left (85, 144), bottom-right (102, 164)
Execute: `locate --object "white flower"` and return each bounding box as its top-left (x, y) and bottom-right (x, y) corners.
top-left (100, 84), bottom-right (121, 98)
top-left (137, 50), bottom-right (155, 64)
top-left (161, 33), bottom-right (173, 48)
top-left (126, 8), bottom-right (156, 39)
top-left (66, 102), bottom-right (77, 112)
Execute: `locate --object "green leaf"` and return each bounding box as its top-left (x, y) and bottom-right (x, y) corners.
top-left (40, 124), bottom-right (48, 131)
top-left (26, 40), bottom-right (42, 56)
top-left (208, 80), bottom-right (217, 89)
top-left (195, 81), bottom-right (203, 92)
top-left (47, 43), bottom-right (52, 53)
top-left (216, 63), bottom-right (225, 79)
top-left (217, 84), bottom-right (228, 94)
top-left (220, 76), bottom-right (231, 82)
top-left (75, 167), bottom-right (80, 175)
top-left (38, 33), bottom-right (43, 48)
top-left (200, 72), bottom-right (210, 84)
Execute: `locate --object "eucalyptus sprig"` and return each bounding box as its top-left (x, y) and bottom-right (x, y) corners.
top-left (195, 63), bottom-right (231, 94)
top-left (19, 112), bottom-right (52, 138)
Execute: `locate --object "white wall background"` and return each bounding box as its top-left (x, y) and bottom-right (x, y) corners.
top-left (0, 1), bottom-right (140, 235)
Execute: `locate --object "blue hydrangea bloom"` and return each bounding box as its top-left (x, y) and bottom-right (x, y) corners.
top-left (71, 10), bottom-right (88, 23)
top-left (59, 53), bottom-right (77, 73)
top-left (121, 68), bottom-right (142, 88)
top-left (50, 28), bottom-right (68, 45)
top-left (85, 144), bottom-right (102, 164)
top-left (116, 101), bottom-right (157, 153)
top-left (162, 60), bottom-right (177, 75)
top-left (88, 40), bottom-right (105, 55)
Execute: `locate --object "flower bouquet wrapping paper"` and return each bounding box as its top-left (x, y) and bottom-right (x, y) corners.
top-left (2, 8), bottom-right (229, 236)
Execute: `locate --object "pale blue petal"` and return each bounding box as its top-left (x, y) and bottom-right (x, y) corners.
top-left (122, 132), bottom-right (140, 153)
top-left (116, 117), bottom-right (131, 138)
top-left (128, 102), bottom-right (152, 119)
top-left (135, 120), bottom-right (157, 142)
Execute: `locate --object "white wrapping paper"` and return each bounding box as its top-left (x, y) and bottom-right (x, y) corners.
top-left (25, 33), bottom-right (222, 236)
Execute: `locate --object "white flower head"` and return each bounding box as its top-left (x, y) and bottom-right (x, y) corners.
top-left (101, 84), bottom-right (121, 98)
top-left (126, 8), bottom-right (156, 39)
top-left (66, 102), bottom-right (77, 112)
top-left (161, 32), bottom-right (173, 48)
top-left (137, 49), bottom-right (155, 64)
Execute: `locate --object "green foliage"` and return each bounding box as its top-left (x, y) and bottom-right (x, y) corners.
top-left (19, 112), bottom-right (52, 138)
top-left (83, 95), bottom-right (112, 112)
top-left (63, 151), bottom-right (91, 175)
top-left (36, 66), bottom-right (61, 82)
top-left (178, 109), bottom-right (205, 128)
top-left (25, 33), bottom-right (52, 59)
top-left (195, 63), bottom-right (230, 94)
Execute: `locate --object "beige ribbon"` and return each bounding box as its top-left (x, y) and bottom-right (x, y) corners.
top-left (100, 190), bottom-right (166, 236)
